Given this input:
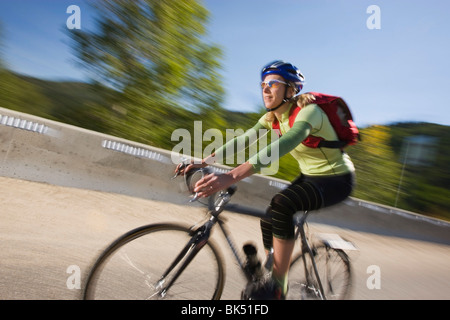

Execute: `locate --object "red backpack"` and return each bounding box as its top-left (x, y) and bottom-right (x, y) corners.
top-left (272, 92), bottom-right (359, 149)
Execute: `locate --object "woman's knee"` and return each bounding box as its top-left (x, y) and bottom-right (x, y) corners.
top-left (270, 192), bottom-right (297, 214)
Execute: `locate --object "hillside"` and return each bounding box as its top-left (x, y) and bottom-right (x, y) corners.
top-left (1, 71), bottom-right (448, 220)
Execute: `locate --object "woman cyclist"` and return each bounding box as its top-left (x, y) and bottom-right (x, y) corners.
top-left (179, 60), bottom-right (355, 299)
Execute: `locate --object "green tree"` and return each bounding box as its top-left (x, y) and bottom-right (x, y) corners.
top-left (388, 123), bottom-right (450, 220)
top-left (67, 0), bottom-right (224, 148)
top-left (347, 125), bottom-right (403, 206)
top-left (0, 72), bottom-right (53, 116)
top-left (0, 22), bottom-right (52, 116)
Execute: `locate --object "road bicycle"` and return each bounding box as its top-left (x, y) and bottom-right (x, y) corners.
top-left (83, 163), bottom-right (355, 300)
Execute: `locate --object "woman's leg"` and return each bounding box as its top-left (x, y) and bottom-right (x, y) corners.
top-left (272, 237), bottom-right (295, 293)
top-left (259, 172), bottom-right (354, 296)
top-left (261, 179), bottom-right (322, 294)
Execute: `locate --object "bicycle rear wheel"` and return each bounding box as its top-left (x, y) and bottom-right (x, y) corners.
top-left (83, 223), bottom-right (225, 300)
top-left (288, 244), bottom-right (351, 300)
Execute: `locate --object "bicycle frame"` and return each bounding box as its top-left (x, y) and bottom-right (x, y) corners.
top-left (156, 189), bottom-right (329, 299)
top-left (161, 164), bottom-right (343, 300)
top-left (154, 187), bottom-right (250, 298)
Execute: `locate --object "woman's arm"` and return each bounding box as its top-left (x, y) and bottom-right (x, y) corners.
top-left (248, 121), bottom-right (312, 172)
top-left (203, 122), bottom-right (266, 165)
top-left (194, 121), bottom-right (312, 197)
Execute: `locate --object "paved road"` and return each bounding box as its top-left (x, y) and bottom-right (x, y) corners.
top-left (1, 176), bottom-right (449, 300)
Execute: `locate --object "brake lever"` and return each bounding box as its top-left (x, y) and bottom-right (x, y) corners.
top-left (189, 193), bottom-right (200, 203)
top-left (171, 171), bottom-right (180, 180)
top-left (172, 162), bottom-right (188, 179)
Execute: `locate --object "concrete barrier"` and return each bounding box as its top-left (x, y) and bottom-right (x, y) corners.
top-left (0, 107), bottom-right (286, 208)
top-left (1, 107), bottom-right (449, 245)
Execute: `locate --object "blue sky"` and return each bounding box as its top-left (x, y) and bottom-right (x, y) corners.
top-left (0, 0), bottom-right (449, 127)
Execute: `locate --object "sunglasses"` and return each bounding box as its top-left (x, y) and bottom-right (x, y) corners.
top-left (260, 79), bottom-right (289, 89)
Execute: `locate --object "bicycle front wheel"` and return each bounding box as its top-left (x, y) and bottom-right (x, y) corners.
top-left (84, 223), bottom-right (225, 300)
top-left (288, 245), bottom-right (351, 300)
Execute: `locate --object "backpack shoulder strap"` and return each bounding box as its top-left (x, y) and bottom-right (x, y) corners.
top-left (272, 104), bottom-right (301, 135)
top-left (288, 105), bottom-right (301, 127)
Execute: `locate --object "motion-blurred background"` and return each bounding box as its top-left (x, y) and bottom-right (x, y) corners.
top-left (0, 0), bottom-right (448, 220)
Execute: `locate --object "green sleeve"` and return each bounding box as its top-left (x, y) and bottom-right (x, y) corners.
top-left (248, 121), bottom-right (312, 172)
top-left (212, 122), bottom-right (266, 163)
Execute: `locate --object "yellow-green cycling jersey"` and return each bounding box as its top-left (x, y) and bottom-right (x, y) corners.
top-left (214, 103), bottom-right (355, 176)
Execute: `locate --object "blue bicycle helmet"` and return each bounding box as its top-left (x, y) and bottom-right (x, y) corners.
top-left (261, 60), bottom-right (305, 93)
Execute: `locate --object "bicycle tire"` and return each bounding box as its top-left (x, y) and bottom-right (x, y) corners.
top-left (83, 223), bottom-right (225, 300)
top-left (288, 244), bottom-right (352, 300)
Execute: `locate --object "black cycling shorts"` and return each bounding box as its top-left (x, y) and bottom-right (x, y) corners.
top-left (260, 172), bottom-right (355, 249)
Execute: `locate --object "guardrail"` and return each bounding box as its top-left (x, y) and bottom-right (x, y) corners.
top-left (1, 107), bottom-right (449, 245)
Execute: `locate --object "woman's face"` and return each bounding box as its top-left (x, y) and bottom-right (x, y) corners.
top-left (261, 74), bottom-right (293, 110)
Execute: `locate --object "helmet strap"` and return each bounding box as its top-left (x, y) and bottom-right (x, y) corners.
top-left (265, 84), bottom-right (293, 112)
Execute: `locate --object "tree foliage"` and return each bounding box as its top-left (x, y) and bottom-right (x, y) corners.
top-left (346, 125), bottom-right (403, 206)
top-left (386, 122), bottom-right (450, 220)
top-left (66, 0), bottom-right (225, 147)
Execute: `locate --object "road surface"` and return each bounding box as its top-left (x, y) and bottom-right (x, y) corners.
top-left (1, 176), bottom-right (449, 300)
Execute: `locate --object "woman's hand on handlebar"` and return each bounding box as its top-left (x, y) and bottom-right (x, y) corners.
top-left (194, 173), bottom-right (235, 198)
top-left (194, 162), bottom-right (254, 197)
top-left (174, 160), bottom-right (207, 177)
top-left (174, 154), bottom-right (216, 177)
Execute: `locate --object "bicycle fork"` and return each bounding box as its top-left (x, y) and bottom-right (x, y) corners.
top-left (154, 220), bottom-right (214, 298)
